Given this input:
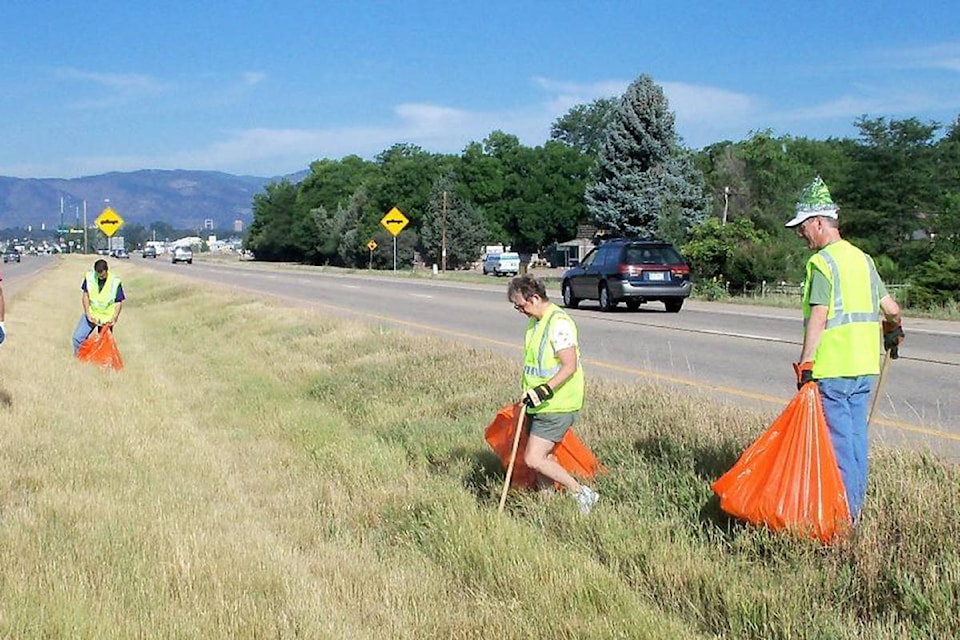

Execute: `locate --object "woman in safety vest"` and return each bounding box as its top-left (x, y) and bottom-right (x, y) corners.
top-left (507, 274), bottom-right (599, 514)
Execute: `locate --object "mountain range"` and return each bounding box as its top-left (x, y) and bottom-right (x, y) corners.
top-left (0, 169), bottom-right (306, 231)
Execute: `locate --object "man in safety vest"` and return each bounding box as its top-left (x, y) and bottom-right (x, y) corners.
top-left (786, 176), bottom-right (904, 522)
top-left (507, 274), bottom-right (599, 514)
top-left (72, 258), bottom-right (126, 354)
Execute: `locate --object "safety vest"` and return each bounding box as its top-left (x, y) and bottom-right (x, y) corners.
top-left (802, 240), bottom-right (881, 378)
top-left (85, 271), bottom-right (121, 324)
top-left (521, 304), bottom-right (585, 414)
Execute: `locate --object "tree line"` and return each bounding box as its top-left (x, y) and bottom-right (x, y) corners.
top-left (246, 74), bottom-right (960, 309)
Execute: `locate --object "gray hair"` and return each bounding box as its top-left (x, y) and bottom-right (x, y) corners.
top-left (507, 273), bottom-right (548, 302)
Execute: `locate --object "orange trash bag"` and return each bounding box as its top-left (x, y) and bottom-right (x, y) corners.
top-left (712, 383), bottom-right (850, 542)
top-left (77, 326), bottom-right (124, 371)
top-left (484, 403), bottom-right (604, 489)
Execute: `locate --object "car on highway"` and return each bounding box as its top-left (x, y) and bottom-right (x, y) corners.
top-left (171, 246), bottom-right (194, 264)
top-left (482, 252), bottom-right (521, 276)
top-left (560, 238), bottom-right (691, 312)
top-left (142, 246), bottom-right (157, 258)
top-left (114, 248), bottom-right (130, 259)
top-left (3, 248), bottom-right (21, 263)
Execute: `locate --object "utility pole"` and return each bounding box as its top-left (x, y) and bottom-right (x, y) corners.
top-left (722, 186), bottom-right (730, 226)
top-left (83, 200), bottom-right (88, 254)
top-left (441, 190), bottom-right (448, 272)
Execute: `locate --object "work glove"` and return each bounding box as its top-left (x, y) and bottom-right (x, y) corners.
top-left (793, 361), bottom-right (814, 390)
top-left (0, 321), bottom-right (5, 345)
top-left (521, 383), bottom-right (554, 408)
top-left (882, 320), bottom-right (905, 360)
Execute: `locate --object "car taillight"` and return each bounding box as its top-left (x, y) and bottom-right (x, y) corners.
top-left (671, 265), bottom-right (690, 278)
top-left (619, 264), bottom-right (640, 276)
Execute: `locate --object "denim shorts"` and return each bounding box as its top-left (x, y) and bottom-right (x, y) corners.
top-left (528, 411), bottom-right (578, 443)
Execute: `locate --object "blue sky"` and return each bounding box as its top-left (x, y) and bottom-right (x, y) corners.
top-left (1, 0), bottom-right (958, 179)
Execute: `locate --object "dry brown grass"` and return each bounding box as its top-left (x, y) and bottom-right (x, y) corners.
top-left (0, 256), bottom-right (957, 639)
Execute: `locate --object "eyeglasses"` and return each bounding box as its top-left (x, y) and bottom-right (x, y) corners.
top-left (512, 296), bottom-right (537, 311)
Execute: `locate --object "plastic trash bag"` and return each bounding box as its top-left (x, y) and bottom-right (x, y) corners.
top-left (77, 326), bottom-right (124, 371)
top-left (711, 382), bottom-right (851, 542)
top-left (485, 403), bottom-right (604, 488)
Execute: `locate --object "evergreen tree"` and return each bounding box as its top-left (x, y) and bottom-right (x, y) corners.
top-left (419, 174), bottom-right (488, 269)
top-left (585, 74), bottom-right (709, 239)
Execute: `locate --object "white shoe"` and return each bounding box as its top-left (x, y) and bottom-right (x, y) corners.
top-left (573, 486), bottom-right (599, 514)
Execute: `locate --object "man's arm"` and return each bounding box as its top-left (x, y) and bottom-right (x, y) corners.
top-left (880, 294), bottom-right (900, 323)
top-left (82, 290), bottom-right (94, 324)
top-left (0, 283), bottom-right (5, 322)
top-left (110, 300), bottom-right (123, 325)
top-left (799, 304), bottom-right (828, 364)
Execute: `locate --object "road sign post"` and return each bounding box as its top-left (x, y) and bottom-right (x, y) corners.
top-left (366, 240), bottom-right (377, 269)
top-left (379, 207), bottom-right (409, 272)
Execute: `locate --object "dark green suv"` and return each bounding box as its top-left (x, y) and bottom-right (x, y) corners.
top-left (560, 238), bottom-right (691, 312)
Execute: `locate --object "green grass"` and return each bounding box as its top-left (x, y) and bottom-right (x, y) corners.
top-left (1, 256), bottom-right (957, 639)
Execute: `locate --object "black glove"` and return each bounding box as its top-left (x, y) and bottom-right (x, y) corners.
top-left (793, 361), bottom-right (814, 390)
top-left (521, 384), bottom-right (554, 408)
top-left (882, 321), bottom-right (905, 360)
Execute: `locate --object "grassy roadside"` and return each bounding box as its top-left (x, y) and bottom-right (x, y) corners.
top-left (1, 257), bottom-right (957, 639)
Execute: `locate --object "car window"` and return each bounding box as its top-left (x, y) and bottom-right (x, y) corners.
top-left (580, 248), bottom-right (598, 267)
top-left (625, 245), bottom-right (685, 265)
top-left (609, 246), bottom-right (626, 267)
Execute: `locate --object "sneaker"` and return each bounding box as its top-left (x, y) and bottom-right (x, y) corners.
top-left (573, 486), bottom-right (599, 515)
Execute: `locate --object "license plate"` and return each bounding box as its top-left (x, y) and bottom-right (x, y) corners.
top-left (645, 271), bottom-right (666, 281)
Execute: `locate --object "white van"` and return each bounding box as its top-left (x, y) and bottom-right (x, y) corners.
top-left (482, 252), bottom-right (521, 276)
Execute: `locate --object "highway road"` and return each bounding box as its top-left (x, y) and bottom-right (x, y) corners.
top-left (5, 254), bottom-right (957, 459)
top-left (135, 257), bottom-right (960, 460)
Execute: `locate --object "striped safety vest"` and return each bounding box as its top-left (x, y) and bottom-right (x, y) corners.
top-left (803, 240), bottom-right (882, 378)
top-left (521, 303), bottom-right (585, 413)
top-left (85, 271), bottom-right (121, 324)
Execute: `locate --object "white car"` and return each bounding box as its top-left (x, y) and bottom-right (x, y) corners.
top-left (482, 252), bottom-right (520, 276)
top-left (171, 246), bottom-right (194, 264)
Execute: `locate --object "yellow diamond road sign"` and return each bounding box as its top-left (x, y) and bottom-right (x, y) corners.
top-left (380, 207), bottom-right (409, 237)
top-left (367, 240), bottom-right (377, 251)
top-left (95, 207), bottom-right (124, 237)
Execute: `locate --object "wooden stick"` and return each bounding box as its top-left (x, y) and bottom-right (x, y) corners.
top-left (868, 350), bottom-right (892, 427)
top-left (498, 403), bottom-right (527, 514)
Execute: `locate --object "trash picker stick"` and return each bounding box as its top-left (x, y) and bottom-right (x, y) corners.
top-left (868, 350), bottom-right (892, 427)
top-left (498, 403), bottom-right (527, 514)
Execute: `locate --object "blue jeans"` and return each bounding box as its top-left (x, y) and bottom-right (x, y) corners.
top-left (817, 375), bottom-right (876, 520)
top-left (72, 315), bottom-right (97, 354)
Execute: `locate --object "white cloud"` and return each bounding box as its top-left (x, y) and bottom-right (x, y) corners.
top-left (888, 42), bottom-right (960, 72)
top-left (9, 65), bottom-right (953, 178)
top-left (54, 67), bottom-right (169, 93)
top-left (242, 71), bottom-right (267, 85)
top-left (2, 75), bottom-right (766, 176)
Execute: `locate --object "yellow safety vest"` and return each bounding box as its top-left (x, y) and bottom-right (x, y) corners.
top-left (521, 304), bottom-right (585, 413)
top-left (85, 271), bottom-right (121, 324)
top-left (802, 240), bottom-right (882, 378)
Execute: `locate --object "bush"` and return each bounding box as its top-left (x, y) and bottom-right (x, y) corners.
top-left (905, 253), bottom-right (960, 309)
top-left (694, 275), bottom-right (730, 301)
